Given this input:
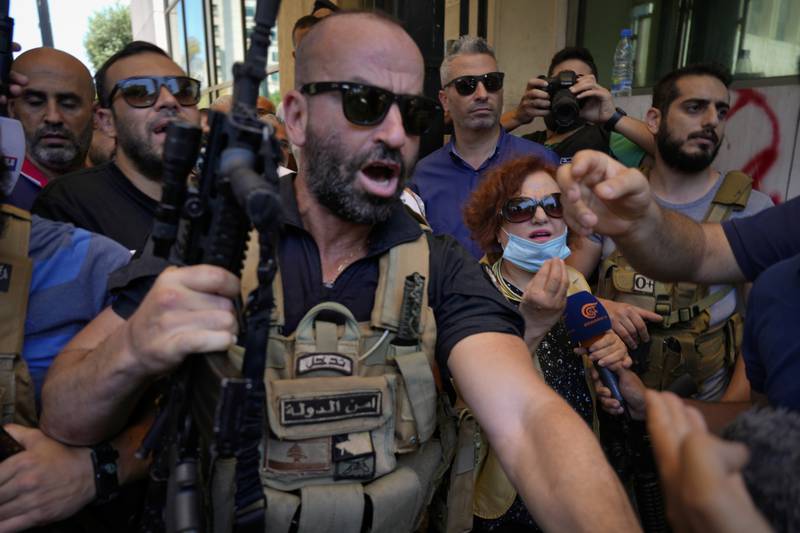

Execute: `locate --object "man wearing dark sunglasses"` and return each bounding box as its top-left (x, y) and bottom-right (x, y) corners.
top-left (410, 35), bottom-right (557, 259)
top-left (33, 41), bottom-right (200, 253)
top-left (40, 12), bottom-right (638, 533)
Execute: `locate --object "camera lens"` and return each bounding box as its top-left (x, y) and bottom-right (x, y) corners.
top-left (551, 89), bottom-right (580, 129)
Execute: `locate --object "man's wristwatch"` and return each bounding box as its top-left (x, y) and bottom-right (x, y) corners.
top-left (603, 107), bottom-right (628, 132)
top-left (90, 442), bottom-right (120, 504)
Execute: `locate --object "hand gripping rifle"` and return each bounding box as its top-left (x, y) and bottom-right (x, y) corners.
top-left (137, 0), bottom-right (283, 531)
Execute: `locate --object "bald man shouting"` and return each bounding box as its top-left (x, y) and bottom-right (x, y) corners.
top-left (7, 47), bottom-right (94, 210)
top-left (41, 10), bottom-right (639, 533)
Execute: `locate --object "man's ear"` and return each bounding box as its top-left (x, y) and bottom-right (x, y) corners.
top-left (7, 96), bottom-right (18, 119)
top-left (438, 89), bottom-right (449, 113)
top-left (95, 104), bottom-right (116, 139)
top-left (283, 89), bottom-right (308, 147)
top-left (645, 107), bottom-right (661, 136)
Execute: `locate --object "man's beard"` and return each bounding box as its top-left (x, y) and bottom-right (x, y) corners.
top-left (657, 122), bottom-right (721, 174)
top-left (304, 128), bottom-right (406, 225)
top-left (115, 110), bottom-right (176, 181)
top-left (29, 122), bottom-right (92, 173)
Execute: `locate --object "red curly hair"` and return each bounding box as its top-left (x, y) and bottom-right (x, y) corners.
top-left (463, 155), bottom-right (559, 262)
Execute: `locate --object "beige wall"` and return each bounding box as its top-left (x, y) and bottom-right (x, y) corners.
top-left (278, 0), bottom-right (354, 96)
top-left (277, 0), bottom-right (316, 96)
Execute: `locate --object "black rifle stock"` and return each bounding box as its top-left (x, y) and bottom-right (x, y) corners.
top-left (140, 1), bottom-right (283, 531)
top-left (0, 0), bottom-right (13, 116)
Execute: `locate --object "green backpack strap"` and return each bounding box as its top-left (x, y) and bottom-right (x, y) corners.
top-left (661, 285), bottom-right (734, 328)
top-left (683, 171), bottom-right (753, 316)
top-left (704, 170), bottom-right (752, 224)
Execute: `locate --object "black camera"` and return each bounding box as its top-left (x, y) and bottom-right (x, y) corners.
top-left (539, 70), bottom-right (583, 130)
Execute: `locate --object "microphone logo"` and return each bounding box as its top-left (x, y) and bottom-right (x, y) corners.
top-left (581, 302), bottom-right (598, 319)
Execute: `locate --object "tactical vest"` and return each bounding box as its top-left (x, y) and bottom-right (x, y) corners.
top-left (0, 205), bottom-right (39, 427)
top-left (596, 171), bottom-right (752, 392)
top-left (196, 231), bottom-right (466, 533)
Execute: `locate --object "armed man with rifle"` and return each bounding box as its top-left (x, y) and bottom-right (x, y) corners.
top-left (40, 7), bottom-right (640, 532)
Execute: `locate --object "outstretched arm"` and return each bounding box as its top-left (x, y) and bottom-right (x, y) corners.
top-left (557, 150), bottom-right (745, 284)
top-left (450, 332), bottom-right (641, 532)
top-left (40, 265), bottom-right (240, 445)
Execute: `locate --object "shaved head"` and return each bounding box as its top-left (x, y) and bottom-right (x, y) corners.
top-left (13, 48), bottom-right (94, 97)
top-left (9, 48), bottom-right (94, 178)
top-left (294, 11), bottom-right (423, 88)
top-left (284, 11), bottom-right (425, 225)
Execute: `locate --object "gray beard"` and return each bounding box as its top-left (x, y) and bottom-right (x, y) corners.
top-left (29, 122), bottom-right (92, 174)
top-left (304, 129), bottom-right (405, 225)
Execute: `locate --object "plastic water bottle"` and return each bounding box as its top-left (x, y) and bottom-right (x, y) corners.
top-left (611, 29), bottom-right (634, 97)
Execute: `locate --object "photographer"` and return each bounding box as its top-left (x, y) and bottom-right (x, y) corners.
top-left (501, 47), bottom-right (654, 165)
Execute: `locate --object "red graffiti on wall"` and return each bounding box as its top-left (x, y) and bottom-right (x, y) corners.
top-left (727, 88), bottom-right (781, 203)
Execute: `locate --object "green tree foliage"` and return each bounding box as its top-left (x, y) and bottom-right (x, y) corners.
top-left (84, 3), bottom-right (133, 71)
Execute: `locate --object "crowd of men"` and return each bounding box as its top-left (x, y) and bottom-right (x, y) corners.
top-left (1, 1), bottom-right (798, 532)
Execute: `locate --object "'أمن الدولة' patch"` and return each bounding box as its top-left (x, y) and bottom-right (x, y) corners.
top-left (280, 391), bottom-right (382, 426)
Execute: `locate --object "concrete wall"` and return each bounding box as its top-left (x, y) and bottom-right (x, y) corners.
top-left (276, 0), bottom-right (318, 96)
top-left (130, 0), bottom-right (169, 52)
top-left (615, 84), bottom-right (800, 203)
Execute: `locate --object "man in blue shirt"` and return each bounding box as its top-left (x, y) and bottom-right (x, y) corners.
top-left (411, 36), bottom-right (557, 258)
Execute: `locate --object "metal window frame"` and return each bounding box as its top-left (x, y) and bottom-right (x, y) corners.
top-left (572, 0), bottom-right (799, 90)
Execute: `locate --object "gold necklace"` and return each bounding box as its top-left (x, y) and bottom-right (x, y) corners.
top-left (324, 247), bottom-right (364, 285)
top-left (491, 259), bottom-right (523, 303)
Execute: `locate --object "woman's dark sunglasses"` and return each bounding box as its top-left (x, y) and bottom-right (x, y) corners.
top-left (300, 81), bottom-right (442, 135)
top-left (444, 72), bottom-right (505, 96)
top-left (107, 76), bottom-right (202, 108)
top-left (500, 194), bottom-right (563, 222)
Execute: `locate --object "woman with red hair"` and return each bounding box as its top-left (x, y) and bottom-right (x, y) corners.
top-left (463, 155), bottom-right (630, 532)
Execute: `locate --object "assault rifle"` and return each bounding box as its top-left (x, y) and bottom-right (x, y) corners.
top-left (137, 0), bottom-right (283, 531)
top-left (0, 0), bottom-right (13, 114)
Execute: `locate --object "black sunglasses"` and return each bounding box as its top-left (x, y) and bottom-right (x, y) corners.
top-left (444, 72), bottom-right (505, 96)
top-left (107, 76), bottom-right (201, 108)
top-left (300, 81), bottom-right (442, 136)
top-left (500, 194), bottom-right (563, 223)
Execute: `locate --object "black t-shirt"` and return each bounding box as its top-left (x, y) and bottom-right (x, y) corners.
top-left (723, 195), bottom-right (800, 281)
top-left (523, 123), bottom-right (611, 164)
top-left (32, 162), bottom-right (158, 252)
top-left (110, 175), bottom-right (524, 393)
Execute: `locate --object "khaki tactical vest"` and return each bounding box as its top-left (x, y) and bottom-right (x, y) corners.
top-left (596, 171), bottom-right (752, 391)
top-left (196, 231), bottom-right (466, 533)
top-left (0, 205), bottom-right (39, 427)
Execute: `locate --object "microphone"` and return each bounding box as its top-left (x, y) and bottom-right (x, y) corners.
top-left (563, 291), bottom-right (626, 406)
top-left (0, 115), bottom-right (24, 196)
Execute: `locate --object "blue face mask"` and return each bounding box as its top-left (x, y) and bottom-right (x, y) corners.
top-left (501, 228), bottom-right (571, 272)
